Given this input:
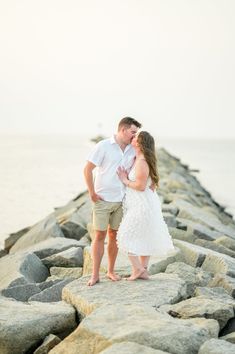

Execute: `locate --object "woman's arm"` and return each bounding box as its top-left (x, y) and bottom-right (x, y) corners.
top-left (117, 160), bottom-right (149, 191)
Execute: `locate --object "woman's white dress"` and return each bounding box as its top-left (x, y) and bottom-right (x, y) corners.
top-left (117, 164), bottom-right (175, 256)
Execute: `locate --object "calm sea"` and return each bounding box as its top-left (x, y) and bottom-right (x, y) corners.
top-left (0, 134), bottom-right (234, 249)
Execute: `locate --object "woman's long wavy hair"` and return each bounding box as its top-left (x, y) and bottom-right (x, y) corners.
top-left (137, 131), bottom-right (159, 187)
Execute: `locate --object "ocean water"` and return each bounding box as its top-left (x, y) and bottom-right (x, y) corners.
top-left (0, 134), bottom-right (234, 249)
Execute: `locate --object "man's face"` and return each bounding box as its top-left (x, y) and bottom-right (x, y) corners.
top-left (122, 124), bottom-right (139, 144)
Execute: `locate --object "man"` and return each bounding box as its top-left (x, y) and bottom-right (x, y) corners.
top-left (84, 117), bottom-right (142, 286)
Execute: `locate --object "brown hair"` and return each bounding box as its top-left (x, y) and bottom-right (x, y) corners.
top-left (137, 131), bottom-right (159, 187)
top-left (118, 117), bottom-right (142, 131)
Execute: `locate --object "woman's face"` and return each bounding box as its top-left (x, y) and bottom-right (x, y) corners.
top-left (131, 134), bottom-right (140, 148)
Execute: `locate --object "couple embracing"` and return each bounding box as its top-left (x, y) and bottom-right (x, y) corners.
top-left (84, 117), bottom-right (175, 286)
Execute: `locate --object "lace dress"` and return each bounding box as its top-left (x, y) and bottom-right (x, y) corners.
top-left (117, 165), bottom-right (175, 256)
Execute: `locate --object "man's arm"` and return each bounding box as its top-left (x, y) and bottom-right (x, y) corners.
top-left (84, 161), bottom-right (103, 202)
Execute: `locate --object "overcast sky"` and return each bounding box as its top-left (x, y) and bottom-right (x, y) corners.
top-left (0, 0), bottom-right (234, 138)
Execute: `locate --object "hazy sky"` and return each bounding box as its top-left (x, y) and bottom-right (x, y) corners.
top-left (0, 0), bottom-right (235, 138)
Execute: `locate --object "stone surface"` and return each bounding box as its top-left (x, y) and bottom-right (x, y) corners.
top-left (214, 236), bottom-right (235, 251)
top-left (0, 296), bottom-right (76, 354)
top-left (195, 239), bottom-right (235, 258)
top-left (49, 304), bottom-right (219, 354)
top-left (209, 273), bottom-right (235, 297)
top-left (9, 215), bottom-right (64, 254)
top-left (173, 239), bottom-right (212, 267)
top-left (202, 251), bottom-right (235, 277)
top-left (160, 296), bottom-right (234, 329)
top-left (198, 338), bottom-right (235, 354)
top-left (0, 252), bottom-right (49, 290)
top-left (29, 278), bottom-right (74, 302)
top-left (165, 262), bottom-right (212, 296)
top-left (11, 237), bottom-right (87, 259)
top-left (100, 342), bottom-right (170, 354)
top-left (34, 334), bottom-right (61, 354)
top-left (1, 283), bottom-right (41, 301)
top-left (50, 267), bottom-right (83, 279)
top-left (62, 273), bottom-right (188, 317)
top-left (220, 332), bottom-right (235, 344)
top-left (61, 221), bottom-right (87, 241)
top-left (42, 247), bottom-right (83, 268)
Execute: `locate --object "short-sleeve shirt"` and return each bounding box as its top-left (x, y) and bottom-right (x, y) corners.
top-left (87, 135), bottom-right (135, 202)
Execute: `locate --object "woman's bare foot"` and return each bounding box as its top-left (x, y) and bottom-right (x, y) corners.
top-left (87, 277), bottom-right (100, 286)
top-left (106, 272), bottom-right (121, 281)
top-left (126, 268), bottom-right (146, 281)
top-left (138, 269), bottom-right (149, 280)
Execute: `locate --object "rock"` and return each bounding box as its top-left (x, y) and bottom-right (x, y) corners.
top-left (195, 239), bottom-right (235, 258)
top-left (0, 296), bottom-right (76, 354)
top-left (162, 204), bottom-right (179, 216)
top-left (29, 278), bottom-right (74, 302)
top-left (202, 251), bottom-right (235, 277)
top-left (165, 262), bottom-right (212, 296)
top-left (50, 267), bottom-right (83, 279)
top-left (198, 338), bottom-right (235, 354)
top-left (0, 252), bottom-right (49, 290)
top-left (174, 199), bottom-right (235, 238)
top-left (162, 213), bottom-right (177, 227)
top-left (168, 227), bottom-right (196, 243)
top-left (4, 226), bottom-right (31, 251)
top-left (209, 273), bottom-right (235, 297)
top-left (220, 332), bottom-right (235, 344)
top-left (34, 334), bottom-right (61, 354)
top-left (9, 215), bottom-right (64, 254)
top-left (62, 273), bottom-right (188, 317)
top-left (176, 218), bottom-right (222, 241)
top-left (160, 296), bottom-right (234, 329)
top-left (49, 303), bottom-right (219, 354)
top-left (173, 239), bottom-right (212, 267)
top-left (148, 249), bottom-right (181, 275)
top-left (61, 221), bottom-right (87, 241)
top-left (1, 283), bottom-right (41, 301)
top-left (42, 247), bottom-right (83, 268)
top-left (214, 236), bottom-right (235, 252)
top-left (0, 249), bottom-right (8, 258)
top-left (10, 237), bottom-right (87, 259)
top-left (194, 286), bottom-right (235, 308)
top-left (100, 342), bottom-right (170, 354)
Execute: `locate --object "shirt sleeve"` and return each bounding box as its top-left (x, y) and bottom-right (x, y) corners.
top-left (87, 141), bottom-right (105, 167)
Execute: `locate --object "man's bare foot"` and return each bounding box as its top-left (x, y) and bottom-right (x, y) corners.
top-left (87, 277), bottom-right (100, 286)
top-left (126, 268), bottom-right (146, 281)
top-left (106, 272), bottom-right (121, 281)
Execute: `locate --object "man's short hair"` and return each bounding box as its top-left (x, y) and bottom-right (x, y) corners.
top-left (118, 117), bottom-right (142, 131)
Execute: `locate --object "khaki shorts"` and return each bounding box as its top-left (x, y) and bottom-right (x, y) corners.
top-left (92, 200), bottom-right (123, 231)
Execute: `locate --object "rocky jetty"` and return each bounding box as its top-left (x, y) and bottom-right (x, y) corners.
top-left (0, 148), bottom-right (235, 354)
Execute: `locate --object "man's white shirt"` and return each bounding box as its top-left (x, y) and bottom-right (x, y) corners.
top-left (87, 136), bottom-right (135, 202)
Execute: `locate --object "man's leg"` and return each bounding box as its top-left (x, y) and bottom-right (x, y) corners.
top-left (87, 230), bottom-right (106, 286)
top-left (107, 228), bottom-right (121, 281)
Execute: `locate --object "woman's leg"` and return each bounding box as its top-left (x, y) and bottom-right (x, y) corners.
top-left (127, 253), bottom-right (146, 280)
top-left (139, 256), bottom-right (150, 270)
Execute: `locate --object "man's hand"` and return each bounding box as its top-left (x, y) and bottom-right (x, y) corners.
top-left (90, 192), bottom-right (103, 203)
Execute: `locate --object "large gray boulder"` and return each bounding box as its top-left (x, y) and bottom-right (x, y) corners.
top-left (0, 252), bottom-right (49, 290)
top-left (10, 237), bottom-right (87, 259)
top-left (9, 215), bottom-right (64, 254)
top-left (198, 338), bottom-right (235, 354)
top-left (49, 303), bottom-right (219, 354)
top-left (160, 296), bottom-right (234, 329)
top-left (62, 273), bottom-right (188, 317)
top-left (42, 247), bottom-right (83, 268)
top-left (0, 296), bottom-right (76, 354)
top-left (100, 342), bottom-right (170, 354)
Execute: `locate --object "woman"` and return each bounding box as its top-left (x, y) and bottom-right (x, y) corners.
top-left (117, 131), bottom-right (175, 280)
